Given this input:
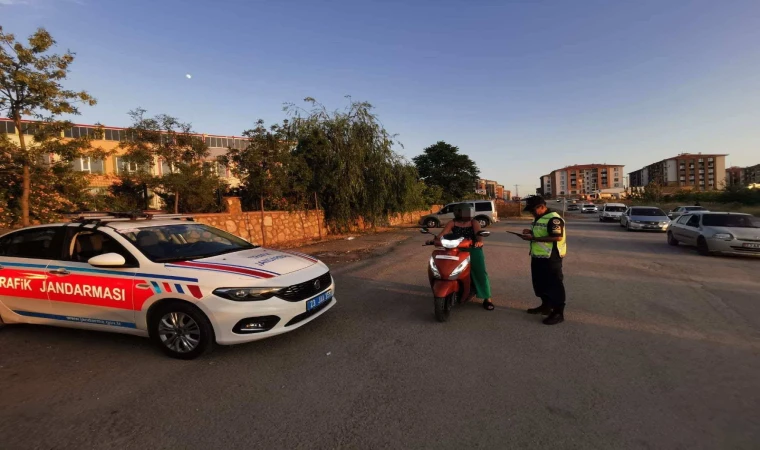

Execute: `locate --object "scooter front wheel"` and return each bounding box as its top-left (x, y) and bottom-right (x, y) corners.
top-left (434, 296), bottom-right (452, 322)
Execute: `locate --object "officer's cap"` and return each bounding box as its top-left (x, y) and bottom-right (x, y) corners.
top-left (522, 195), bottom-right (546, 212)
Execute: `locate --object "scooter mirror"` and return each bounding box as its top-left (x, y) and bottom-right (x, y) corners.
top-left (478, 231), bottom-right (491, 237)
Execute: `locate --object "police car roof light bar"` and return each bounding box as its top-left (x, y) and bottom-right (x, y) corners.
top-left (69, 211), bottom-right (195, 224)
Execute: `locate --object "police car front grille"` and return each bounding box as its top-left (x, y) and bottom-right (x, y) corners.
top-left (278, 272), bottom-right (332, 302)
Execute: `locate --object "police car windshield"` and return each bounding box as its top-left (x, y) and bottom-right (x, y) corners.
top-left (118, 224), bottom-right (257, 263)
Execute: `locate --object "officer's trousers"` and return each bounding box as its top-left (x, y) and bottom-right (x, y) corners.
top-left (531, 257), bottom-right (566, 311)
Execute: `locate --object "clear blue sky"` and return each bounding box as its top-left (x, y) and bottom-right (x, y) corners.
top-left (4, 0), bottom-right (760, 194)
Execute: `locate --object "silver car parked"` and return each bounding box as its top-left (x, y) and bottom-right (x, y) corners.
top-left (667, 212), bottom-right (760, 256)
top-left (620, 206), bottom-right (671, 232)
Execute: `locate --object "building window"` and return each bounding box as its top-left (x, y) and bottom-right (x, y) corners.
top-left (114, 156), bottom-right (144, 174)
top-left (72, 157), bottom-right (105, 174)
top-left (0, 121), bottom-right (16, 134)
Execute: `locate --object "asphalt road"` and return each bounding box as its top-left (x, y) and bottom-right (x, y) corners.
top-left (2, 213), bottom-right (759, 449)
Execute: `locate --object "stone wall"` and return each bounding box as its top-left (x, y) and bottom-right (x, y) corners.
top-left (496, 202), bottom-right (523, 217)
top-left (192, 198), bottom-right (327, 247)
top-left (191, 198), bottom-right (438, 247)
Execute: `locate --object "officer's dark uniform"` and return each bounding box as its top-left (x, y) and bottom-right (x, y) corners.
top-left (524, 196), bottom-right (566, 325)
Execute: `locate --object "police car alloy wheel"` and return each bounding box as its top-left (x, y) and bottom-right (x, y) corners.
top-left (149, 301), bottom-right (214, 360)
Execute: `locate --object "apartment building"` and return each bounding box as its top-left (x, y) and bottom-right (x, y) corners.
top-left (542, 164), bottom-right (625, 198)
top-left (0, 118), bottom-right (241, 192)
top-left (628, 153), bottom-right (727, 192)
top-left (539, 174), bottom-right (553, 197)
top-left (746, 163), bottom-right (760, 186)
top-left (475, 179), bottom-right (509, 200)
top-left (727, 163), bottom-right (760, 187)
top-left (726, 166), bottom-right (745, 187)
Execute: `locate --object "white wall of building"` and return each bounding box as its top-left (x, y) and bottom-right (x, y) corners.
top-left (666, 160), bottom-right (678, 183)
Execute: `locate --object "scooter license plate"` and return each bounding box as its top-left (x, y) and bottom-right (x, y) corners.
top-left (435, 255), bottom-right (460, 260)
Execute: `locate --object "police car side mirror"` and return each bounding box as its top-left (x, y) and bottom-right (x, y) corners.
top-left (88, 253), bottom-right (127, 268)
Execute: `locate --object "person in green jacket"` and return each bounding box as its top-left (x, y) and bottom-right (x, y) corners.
top-left (428, 204), bottom-right (493, 310)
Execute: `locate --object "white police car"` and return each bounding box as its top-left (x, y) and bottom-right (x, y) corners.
top-left (0, 213), bottom-right (335, 359)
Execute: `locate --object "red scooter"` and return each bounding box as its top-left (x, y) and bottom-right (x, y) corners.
top-left (421, 228), bottom-right (490, 322)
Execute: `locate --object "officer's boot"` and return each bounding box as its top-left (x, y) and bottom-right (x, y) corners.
top-left (542, 306), bottom-right (564, 325)
top-left (527, 305), bottom-right (552, 315)
top-left (527, 297), bottom-right (552, 315)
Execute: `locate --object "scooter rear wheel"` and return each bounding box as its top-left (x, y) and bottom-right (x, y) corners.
top-left (434, 296), bottom-right (451, 322)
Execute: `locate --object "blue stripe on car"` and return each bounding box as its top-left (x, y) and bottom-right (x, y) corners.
top-left (13, 310), bottom-right (137, 329)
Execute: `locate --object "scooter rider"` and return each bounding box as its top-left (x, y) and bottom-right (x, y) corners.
top-left (427, 204), bottom-right (494, 311)
top-left (520, 195), bottom-right (567, 325)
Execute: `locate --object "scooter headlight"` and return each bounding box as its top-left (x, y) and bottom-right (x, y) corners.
top-left (440, 237), bottom-right (464, 249)
top-left (449, 256), bottom-right (471, 279)
top-left (429, 256), bottom-right (441, 279)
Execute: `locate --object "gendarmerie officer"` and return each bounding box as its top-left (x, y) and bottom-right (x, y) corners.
top-left (520, 195), bottom-right (567, 325)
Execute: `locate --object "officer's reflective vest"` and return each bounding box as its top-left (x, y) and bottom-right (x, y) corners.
top-left (530, 212), bottom-right (567, 258)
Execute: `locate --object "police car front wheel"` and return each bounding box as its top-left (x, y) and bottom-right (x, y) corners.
top-left (149, 302), bottom-right (214, 359)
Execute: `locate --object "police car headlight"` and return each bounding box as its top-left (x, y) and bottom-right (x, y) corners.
top-left (213, 287), bottom-right (283, 301)
top-left (449, 256), bottom-right (470, 279)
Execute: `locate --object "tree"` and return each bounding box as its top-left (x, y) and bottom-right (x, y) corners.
top-left (286, 97), bottom-right (422, 231)
top-left (0, 26), bottom-right (96, 226)
top-left (153, 164), bottom-right (227, 213)
top-left (0, 120), bottom-right (107, 225)
top-left (107, 176), bottom-right (154, 211)
top-left (642, 181), bottom-right (663, 202)
top-left (413, 141), bottom-right (480, 203)
top-left (118, 109), bottom-right (214, 214)
top-left (224, 119), bottom-right (311, 212)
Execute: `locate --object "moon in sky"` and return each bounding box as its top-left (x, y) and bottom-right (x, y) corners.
top-left (185, 74), bottom-right (192, 79)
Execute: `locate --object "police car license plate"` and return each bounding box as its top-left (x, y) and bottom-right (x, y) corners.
top-left (307, 290), bottom-right (333, 311)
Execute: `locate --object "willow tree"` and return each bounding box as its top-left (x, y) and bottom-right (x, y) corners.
top-left (287, 97), bottom-right (421, 231)
top-left (0, 26), bottom-right (96, 226)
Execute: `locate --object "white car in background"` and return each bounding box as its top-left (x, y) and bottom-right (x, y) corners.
top-left (0, 214), bottom-right (336, 359)
top-left (598, 203), bottom-right (627, 222)
top-left (581, 204), bottom-right (598, 214)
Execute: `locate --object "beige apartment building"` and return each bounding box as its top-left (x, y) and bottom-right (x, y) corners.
top-left (628, 153), bottom-right (727, 192)
top-left (0, 118), bottom-right (241, 191)
top-left (540, 164), bottom-right (625, 199)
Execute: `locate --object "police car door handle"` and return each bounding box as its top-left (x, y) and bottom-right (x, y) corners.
top-left (48, 268), bottom-right (70, 276)
top-left (136, 283), bottom-right (151, 290)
